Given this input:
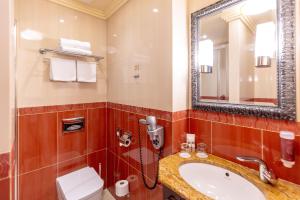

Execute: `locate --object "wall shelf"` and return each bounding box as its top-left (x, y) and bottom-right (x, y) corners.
top-left (39, 48), bottom-right (104, 62)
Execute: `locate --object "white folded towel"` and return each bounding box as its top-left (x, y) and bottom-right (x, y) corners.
top-left (60, 46), bottom-right (92, 55)
top-left (76, 61), bottom-right (97, 83)
top-left (60, 38), bottom-right (91, 51)
top-left (50, 57), bottom-right (76, 82)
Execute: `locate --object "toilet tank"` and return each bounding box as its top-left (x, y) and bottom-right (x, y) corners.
top-left (56, 167), bottom-right (104, 200)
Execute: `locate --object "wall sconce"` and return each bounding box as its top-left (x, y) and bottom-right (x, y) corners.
top-left (255, 22), bottom-right (275, 68)
top-left (198, 39), bottom-right (213, 73)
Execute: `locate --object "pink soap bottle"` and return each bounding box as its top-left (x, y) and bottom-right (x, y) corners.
top-left (280, 131), bottom-right (295, 168)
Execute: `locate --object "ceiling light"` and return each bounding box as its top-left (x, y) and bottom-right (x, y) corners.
top-left (248, 76), bottom-right (253, 82)
top-left (59, 19), bottom-right (65, 23)
top-left (152, 8), bottom-right (159, 13)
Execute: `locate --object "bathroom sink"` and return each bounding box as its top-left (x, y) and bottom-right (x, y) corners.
top-left (178, 163), bottom-right (265, 200)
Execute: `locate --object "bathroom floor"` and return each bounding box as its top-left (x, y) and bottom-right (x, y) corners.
top-left (103, 189), bottom-right (116, 200)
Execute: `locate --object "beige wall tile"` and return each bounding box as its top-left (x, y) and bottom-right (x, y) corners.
top-left (107, 0), bottom-right (173, 111)
top-left (172, 0), bottom-right (189, 112)
top-left (0, 0), bottom-right (14, 153)
top-left (16, 0), bottom-right (107, 108)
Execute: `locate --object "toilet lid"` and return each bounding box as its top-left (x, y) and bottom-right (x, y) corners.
top-left (57, 167), bottom-right (104, 200)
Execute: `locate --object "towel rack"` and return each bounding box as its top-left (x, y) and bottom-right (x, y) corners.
top-left (39, 48), bottom-right (104, 62)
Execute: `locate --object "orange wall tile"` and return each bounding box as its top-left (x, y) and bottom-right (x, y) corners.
top-left (58, 110), bottom-right (87, 162)
top-left (263, 131), bottom-right (300, 184)
top-left (87, 149), bottom-right (107, 187)
top-left (87, 108), bottom-right (107, 153)
top-left (0, 178), bottom-right (10, 200)
top-left (189, 118), bottom-right (212, 153)
top-left (212, 123), bottom-right (262, 169)
top-left (107, 103), bottom-right (300, 197)
top-left (19, 165), bottom-right (57, 200)
top-left (189, 109), bottom-right (300, 185)
top-left (0, 153), bottom-right (10, 179)
top-left (19, 113), bottom-right (57, 174)
top-left (18, 102), bottom-right (107, 200)
top-left (106, 103), bottom-right (173, 199)
top-left (17, 102), bottom-right (300, 199)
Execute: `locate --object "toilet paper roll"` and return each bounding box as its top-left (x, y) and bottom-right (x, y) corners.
top-left (115, 180), bottom-right (129, 197)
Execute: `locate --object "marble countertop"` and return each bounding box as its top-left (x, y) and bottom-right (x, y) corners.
top-left (159, 153), bottom-right (300, 200)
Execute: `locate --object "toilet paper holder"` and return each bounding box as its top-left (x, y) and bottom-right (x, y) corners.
top-left (116, 128), bottom-right (132, 147)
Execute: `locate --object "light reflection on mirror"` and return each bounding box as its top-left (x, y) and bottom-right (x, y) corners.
top-left (197, 0), bottom-right (277, 106)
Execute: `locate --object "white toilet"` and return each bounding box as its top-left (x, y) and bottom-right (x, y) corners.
top-left (56, 167), bottom-right (104, 200)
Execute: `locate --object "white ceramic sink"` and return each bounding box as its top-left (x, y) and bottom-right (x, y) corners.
top-left (179, 163), bottom-right (265, 200)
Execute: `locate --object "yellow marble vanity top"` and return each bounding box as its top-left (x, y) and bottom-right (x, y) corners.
top-left (159, 153), bottom-right (300, 200)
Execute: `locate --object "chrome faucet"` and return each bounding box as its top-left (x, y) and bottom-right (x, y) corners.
top-left (236, 156), bottom-right (277, 185)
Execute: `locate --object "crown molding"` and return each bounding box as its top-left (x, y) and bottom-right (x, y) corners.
top-left (104, 0), bottom-right (128, 18)
top-left (48, 0), bottom-right (128, 20)
top-left (220, 9), bottom-right (256, 34)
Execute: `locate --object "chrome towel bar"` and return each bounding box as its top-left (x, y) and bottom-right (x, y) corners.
top-left (39, 48), bottom-right (104, 62)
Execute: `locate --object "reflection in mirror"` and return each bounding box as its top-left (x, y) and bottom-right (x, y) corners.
top-left (197, 0), bottom-right (277, 106)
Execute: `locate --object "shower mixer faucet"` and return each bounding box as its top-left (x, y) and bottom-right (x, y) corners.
top-left (139, 116), bottom-right (164, 149)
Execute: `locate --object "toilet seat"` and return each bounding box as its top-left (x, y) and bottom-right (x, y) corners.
top-left (56, 167), bottom-right (104, 200)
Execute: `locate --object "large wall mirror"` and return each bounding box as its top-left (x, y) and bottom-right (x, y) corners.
top-left (191, 0), bottom-right (296, 120)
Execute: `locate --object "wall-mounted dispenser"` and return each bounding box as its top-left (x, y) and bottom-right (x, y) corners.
top-left (280, 131), bottom-right (295, 168)
top-left (62, 117), bottom-right (85, 133)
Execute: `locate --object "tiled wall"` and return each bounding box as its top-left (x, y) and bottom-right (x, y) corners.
top-left (103, 103), bottom-right (300, 199)
top-left (106, 103), bottom-right (175, 200)
top-left (16, 102), bottom-right (300, 200)
top-left (107, 0), bottom-right (173, 112)
top-left (17, 103), bottom-right (107, 200)
top-left (0, 142), bottom-right (17, 200)
top-left (185, 110), bottom-right (300, 185)
top-left (0, 152), bottom-right (10, 200)
top-left (105, 103), bottom-right (196, 200)
top-left (16, 0), bottom-right (107, 108)
top-left (17, 102), bottom-right (176, 200)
